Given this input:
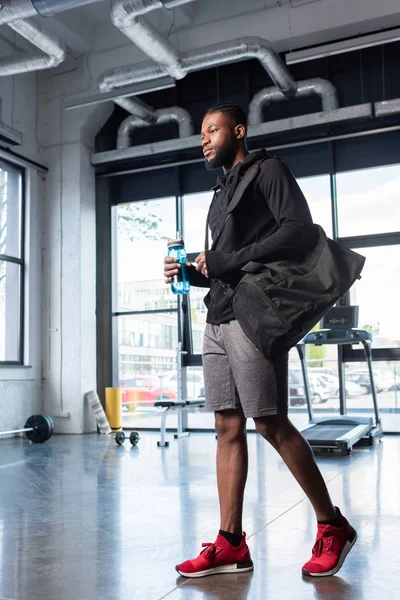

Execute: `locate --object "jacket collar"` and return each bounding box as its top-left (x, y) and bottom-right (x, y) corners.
top-left (210, 149), bottom-right (269, 191)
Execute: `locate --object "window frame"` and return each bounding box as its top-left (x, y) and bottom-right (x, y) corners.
top-left (0, 159), bottom-right (25, 366)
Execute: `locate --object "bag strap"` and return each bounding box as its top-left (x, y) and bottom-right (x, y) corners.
top-left (205, 157), bottom-right (273, 252)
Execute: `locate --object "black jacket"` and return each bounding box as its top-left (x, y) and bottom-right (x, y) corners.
top-left (186, 149), bottom-right (315, 324)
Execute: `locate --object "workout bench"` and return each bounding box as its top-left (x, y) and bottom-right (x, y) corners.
top-left (154, 398), bottom-right (206, 447)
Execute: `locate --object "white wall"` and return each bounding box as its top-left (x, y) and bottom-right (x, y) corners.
top-left (38, 58), bottom-right (113, 433)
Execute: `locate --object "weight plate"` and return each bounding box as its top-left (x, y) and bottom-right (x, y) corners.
top-left (115, 431), bottom-right (126, 445)
top-left (25, 414), bottom-right (53, 443)
top-left (130, 431), bottom-right (140, 446)
top-left (42, 415), bottom-right (54, 441)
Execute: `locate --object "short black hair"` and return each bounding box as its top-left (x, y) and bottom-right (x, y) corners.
top-left (204, 102), bottom-right (248, 129)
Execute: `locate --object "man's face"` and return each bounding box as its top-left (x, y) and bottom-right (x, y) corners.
top-left (201, 111), bottom-right (239, 170)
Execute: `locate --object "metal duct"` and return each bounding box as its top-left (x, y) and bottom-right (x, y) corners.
top-left (0, 0), bottom-right (101, 24)
top-left (111, 0), bottom-right (192, 79)
top-left (182, 38), bottom-right (297, 96)
top-left (0, 19), bottom-right (66, 76)
top-left (98, 36), bottom-right (297, 102)
top-left (117, 106), bottom-right (194, 148)
top-left (249, 78), bottom-right (339, 125)
top-left (92, 103), bottom-right (373, 166)
top-left (97, 77), bottom-right (159, 123)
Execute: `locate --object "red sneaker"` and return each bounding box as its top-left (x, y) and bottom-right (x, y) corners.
top-left (302, 507), bottom-right (357, 577)
top-left (176, 532), bottom-right (253, 578)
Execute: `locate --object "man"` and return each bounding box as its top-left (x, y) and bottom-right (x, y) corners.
top-left (163, 103), bottom-right (357, 578)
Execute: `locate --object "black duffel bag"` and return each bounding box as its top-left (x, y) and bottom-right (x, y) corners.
top-left (225, 224), bottom-right (365, 361)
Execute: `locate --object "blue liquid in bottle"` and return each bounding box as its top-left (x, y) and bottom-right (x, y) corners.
top-left (168, 233), bottom-right (190, 295)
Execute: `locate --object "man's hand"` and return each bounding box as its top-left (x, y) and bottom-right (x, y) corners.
top-left (195, 251), bottom-right (208, 277)
top-left (164, 256), bottom-right (180, 284)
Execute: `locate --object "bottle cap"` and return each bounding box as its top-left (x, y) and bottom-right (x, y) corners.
top-left (167, 231), bottom-right (184, 248)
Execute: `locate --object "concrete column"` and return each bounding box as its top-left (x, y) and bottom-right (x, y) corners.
top-left (41, 101), bottom-right (113, 433)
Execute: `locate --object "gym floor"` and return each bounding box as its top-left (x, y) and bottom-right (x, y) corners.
top-left (0, 430), bottom-right (398, 600)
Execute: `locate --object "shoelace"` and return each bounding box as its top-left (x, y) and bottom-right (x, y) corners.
top-left (201, 543), bottom-right (223, 561)
top-left (312, 535), bottom-right (334, 557)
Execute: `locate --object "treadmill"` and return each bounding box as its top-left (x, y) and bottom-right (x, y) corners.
top-left (297, 308), bottom-right (383, 455)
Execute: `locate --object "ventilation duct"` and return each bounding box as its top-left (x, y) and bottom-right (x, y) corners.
top-left (110, 0), bottom-right (194, 80)
top-left (97, 77), bottom-right (159, 122)
top-left (0, 19), bottom-right (66, 76)
top-left (98, 36), bottom-right (298, 117)
top-left (249, 78), bottom-right (339, 125)
top-left (0, 0), bottom-right (101, 24)
top-left (117, 106), bottom-right (194, 148)
top-left (110, 3), bottom-right (296, 94)
top-left (92, 103), bottom-right (374, 166)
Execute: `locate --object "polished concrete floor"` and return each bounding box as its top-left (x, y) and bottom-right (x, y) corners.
top-left (0, 430), bottom-right (399, 600)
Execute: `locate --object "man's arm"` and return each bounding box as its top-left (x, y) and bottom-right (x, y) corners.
top-left (186, 264), bottom-right (210, 288)
top-left (205, 158), bottom-right (315, 279)
top-left (164, 256), bottom-right (210, 288)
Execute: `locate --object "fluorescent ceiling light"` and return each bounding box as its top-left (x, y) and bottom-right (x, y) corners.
top-left (285, 28), bottom-right (400, 64)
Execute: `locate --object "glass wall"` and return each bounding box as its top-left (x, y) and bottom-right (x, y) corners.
top-left (297, 175), bottom-right (333, 237)
top-left (113, 163), bottom-right (400, 432)
top-left (348, 246), bottom-right (400, 349)
top-left (115, 197), bottom-right (179, 428)
top-left (0, 161), bottom-right (24, 364)
top-left (336, 165), bottom-right (400, 237)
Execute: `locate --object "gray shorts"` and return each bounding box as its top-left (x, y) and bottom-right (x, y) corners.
top-left (202, 321), bottom-right (288, 418)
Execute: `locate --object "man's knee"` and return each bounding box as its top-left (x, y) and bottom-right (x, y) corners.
top-left (254, 414), bottom-right (291, 447)
top-left (215, 410), bottom-right (246, 442)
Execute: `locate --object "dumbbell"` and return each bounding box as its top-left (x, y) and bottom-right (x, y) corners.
top-left (0, 414), bottom-right (54, 443)
top-left (115, 431), bottom-right (140, 446)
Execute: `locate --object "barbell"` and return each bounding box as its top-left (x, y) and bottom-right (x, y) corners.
top-left (0, 414), bottom-right (54, 443)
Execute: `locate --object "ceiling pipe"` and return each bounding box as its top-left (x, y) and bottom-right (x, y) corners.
top-left (110, 0), bottom-right (196, 80)
top-left (182, 38), bottom-right (297, 96)
top-left (98, 36), bottom-right (298, 103)
top-left (109, 2), bottom-right (296, 95)
top-left (92, 103), bottom-right (374, 166)
top-left (117, 106), bottom-right (194, 148)
top-left (249, 78), bottom-right (339, 125)
top-left (0, 19), bottom-right (66, 76)
top-left (0, 0), bottom-right (101, 24)
top-left (98, 78), bottom-right (159, 123)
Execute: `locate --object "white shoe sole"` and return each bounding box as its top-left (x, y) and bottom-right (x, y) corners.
top-left (302, 528), bottom-right (358, 578)
top-left (176, 561), bottom-right (254, 578)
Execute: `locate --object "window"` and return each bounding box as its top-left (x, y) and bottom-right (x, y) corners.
top-left (349, 245), bottom-right (400, 349)
top-left (336, 164), bottom-right (400, 237)
top-left (183, 191), bottom-right (214, 355)
top-left (183, 191), bottom-right (213, 254)
top-left (297, 175), bottom-right (333, 238)
top-left (0, 161), bottom-right (24, 364)
top-left (116, 197), bottom-right (177, 312)
top-left (114, 196), bottom-right (180, 429)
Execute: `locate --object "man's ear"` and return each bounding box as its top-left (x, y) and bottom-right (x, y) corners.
top-left (235, 124), bottom-right (246, 140)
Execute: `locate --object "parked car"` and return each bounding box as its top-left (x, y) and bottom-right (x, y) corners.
top-left (310, 369), bottom-right (364, 398)
top-left (119, 376), bottom-right (177, 411)
top-left (307, 372), bottom-right (331, 404)
top-left (290, 371), bottom-right (330, 405)
top-left (345, 369), bottom-right (394, 394)
top-left (288, 371), bottom-right (306, 407)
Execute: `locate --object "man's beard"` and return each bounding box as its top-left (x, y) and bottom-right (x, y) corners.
top-left (205, 138), bottom-right (237, 171)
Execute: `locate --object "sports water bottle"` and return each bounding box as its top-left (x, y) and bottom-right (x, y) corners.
top-left (167, 233), bottom-right (190, 295)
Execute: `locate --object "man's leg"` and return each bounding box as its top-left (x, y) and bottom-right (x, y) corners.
top-left (254, 414), bottom-right (357, 577)
top-left (215, 408), bottom-right (248, 535)
top-left (253, 414), bottom-right (335, 521)
top-left (176, 325), bottom-right (253, 578)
